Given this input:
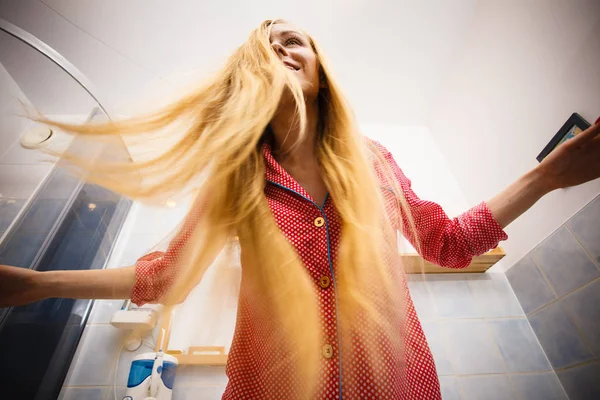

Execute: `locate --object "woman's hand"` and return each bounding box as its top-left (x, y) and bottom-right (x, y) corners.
top-left (0, 265), bottom-right (46, 307)
top-left (535, 117), bottom-right (600, 192)
top-left (487, 116), bottom-right (599, 229)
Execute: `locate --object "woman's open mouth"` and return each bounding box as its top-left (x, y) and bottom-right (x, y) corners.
top-left (284, 62), bottom-right (300, 71)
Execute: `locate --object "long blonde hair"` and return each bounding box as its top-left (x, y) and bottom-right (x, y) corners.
top-left (36, 19), bottom-right (421, 398)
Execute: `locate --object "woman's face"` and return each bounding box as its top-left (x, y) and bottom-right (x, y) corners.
top-left (269, 23), bottom-right (321, 100)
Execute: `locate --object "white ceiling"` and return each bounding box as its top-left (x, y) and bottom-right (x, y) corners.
top-left (1, 0), bottom-right (479, 124)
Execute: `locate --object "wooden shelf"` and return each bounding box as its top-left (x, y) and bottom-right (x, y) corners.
top-left (402, 247), bottom-right (505, 274)
top-left (167, 346), bottom-right (228, 366)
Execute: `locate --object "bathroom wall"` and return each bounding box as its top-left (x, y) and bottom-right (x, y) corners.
top-left (427, 0), bottom-right (600, 271)
top-left (408, 272), bottom-right (565, 400)
top-left (59, 126), bottom-right (563, 400)
top-left (507, 195), bottom-right (600, 400)
top-left (423, 2), bottom-right (600, 397)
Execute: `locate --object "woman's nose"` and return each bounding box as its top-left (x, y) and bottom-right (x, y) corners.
top-left (272, 42), bottom-right (288, 58)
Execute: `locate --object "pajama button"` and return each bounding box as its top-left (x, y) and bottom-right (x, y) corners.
top-left (314, 217), bottom-right (325, 227)
top-left (319, 276), bottom-right (331, 288)
top-left (322, 344), bottom-right (333, 359)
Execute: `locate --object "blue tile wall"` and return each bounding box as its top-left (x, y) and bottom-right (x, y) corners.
top-left (510, 372), bottom-right (568, 400)
top-left (556, 360), bottom-right (600, 400)
top-left (533, 226), bottom-right (599, 298)
top-left (405, 275), bottom-right (437, 321)
top-left (506, 254), bottom-right (557, 314)
top-left (561, 279), bottom-right (600, 356)
top-left (420, 273), bottom-right (524, 319)
top-left (63, 325), bottom-right (123, 386)
top-left (427, 275), bottom-right (482, 318)
top-left (421, 321), bottom-right (454, 375)
top-left (406, 270), bottom-right (561, 399)
top-left (441, 319), bottom-right (506, 374)
top-left (506, 195), bottom-right (600, 400)
top-left (529, 301), bottom-right (594, 369)
top-left (439, 376), bottom-right (461, 400)
top-left (487, 318), bottom-right (551, 372)
top-left (567, 196), bottom-right (600, 265)
top-left (466, 274), bottom-right (523, 317)
top-left (458, 374), bottom-right (515, 400)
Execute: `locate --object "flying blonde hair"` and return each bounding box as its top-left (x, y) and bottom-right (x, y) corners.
top-left (35, 19), bottom-right (423, 398)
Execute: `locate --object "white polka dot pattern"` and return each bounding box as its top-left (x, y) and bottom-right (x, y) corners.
top-left (131, 139), bottom-right (509, 399)
top-left (372, 141), bottom-right (508, 269)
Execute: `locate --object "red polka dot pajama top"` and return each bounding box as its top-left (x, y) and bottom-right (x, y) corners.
top-left (131, 140), bottom-right (508, 399)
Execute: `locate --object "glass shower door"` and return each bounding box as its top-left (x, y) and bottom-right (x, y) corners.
top-left (0, 20), bottom-right (132, 400)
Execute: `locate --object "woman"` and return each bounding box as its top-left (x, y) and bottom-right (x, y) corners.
top-left (1, 20), bottom-right (599, 399)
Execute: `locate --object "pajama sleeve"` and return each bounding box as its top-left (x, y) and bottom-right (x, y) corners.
top-left (130, 202), bottom-right (203, 305)
top-left (378, 144), bottom-right (508, 269)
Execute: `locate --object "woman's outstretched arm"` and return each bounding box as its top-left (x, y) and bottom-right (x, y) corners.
top-left (375, 142), bottom-right (508, 269)
top-left (373, 117), bottom-right (599, 269)
top-left (488, 117), bottom-right (600, 228)
top-left (0, 264), bottom-right (136, 307)
top-left (1, 196), bottom-right (207, 308)
top-left (485, 168), bottom-right (549, 229)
